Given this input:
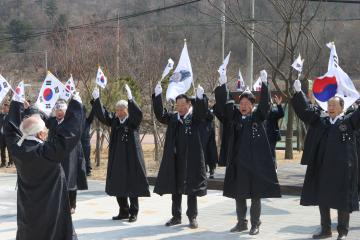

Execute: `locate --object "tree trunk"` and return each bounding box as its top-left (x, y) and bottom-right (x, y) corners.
top-left (100, 130), bottom-right (106, 152)
top-left (285, 104), bottom-right (294, 159)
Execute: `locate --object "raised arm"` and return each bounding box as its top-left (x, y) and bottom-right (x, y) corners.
top-left (212, 103), bottom-right (224, 123)
top-left (254, 81), bottom-right (270, 122)
top-left (152, 93), bottom-right (171, 125)
top-left (128, 99), bottom-right (143, 128)
top-left (291, 81), bottom-right (320, 125)
top-left (41, 99), bottom-right (84, 163)
top-left (4, 100), bottom-right (24, 147)
top-left (92, 98), bottom-right (114, 127)
top-left (274, 104), bottom-right (285, 120)
top-left (214, 83), bottom-right (228, 116)
top-left (347, 105), bottom-right (360, 130)
top-left (192, 85), bottom-right (208, 123)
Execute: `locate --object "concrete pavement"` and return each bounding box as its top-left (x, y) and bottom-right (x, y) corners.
top-left (1, 173), bottom-right (360, 240)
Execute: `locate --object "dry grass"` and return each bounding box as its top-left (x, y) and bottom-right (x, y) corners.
top-left (0, 145), bottom-right (303, 181)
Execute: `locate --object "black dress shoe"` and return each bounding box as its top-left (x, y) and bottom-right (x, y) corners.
top-left (112, 214), bottom-right (129, 220)
top-left (86, 172), bottom-right (92, 177)
top-left (249, 226), bottom-right (260, 235)
top-left (312, 228), bottom-right (332, 239)
top-left (165, 217), bottom-right (181, 226)
top-left (230, 221), bottom-right (248, 232)
top-left (189, 218), bottom-right (198, 229)
top-left (129, 215), bottom-right (137, 222)
top-left (337, 232), bottom-right (347, 240)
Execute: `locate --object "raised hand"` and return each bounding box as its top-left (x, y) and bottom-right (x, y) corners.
top-left (154, 82), bottom-right (162, 96)
top-left (92, 87), bottom-right (100, 100)
top-left (125, 84), bottom-right (133, 100)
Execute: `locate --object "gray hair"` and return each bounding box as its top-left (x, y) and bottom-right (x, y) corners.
top-left (17, 114), bottom-right (46, 146)
top-left (115, 100), bottom-right (128, 109)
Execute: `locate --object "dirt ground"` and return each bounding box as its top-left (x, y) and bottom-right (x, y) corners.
top-left (0, 144), bottom-right (302, 181)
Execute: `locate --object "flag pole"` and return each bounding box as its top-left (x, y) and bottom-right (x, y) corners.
top-left (184, 38), bottom-right (196, 94)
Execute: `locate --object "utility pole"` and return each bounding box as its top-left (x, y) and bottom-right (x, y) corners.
top-left (45, 50), bottom-right (48, 72)
top-left (218, 0), bottom-right (226, 148)
top-left (246, 0), bottom-right (254, 87)
top-left (116, 11), bottom-right (120, 77)
top-left (221, 0), bottom-right (226, 60)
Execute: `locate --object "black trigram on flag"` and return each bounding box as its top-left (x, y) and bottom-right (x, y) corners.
top-left (46, 80), bottom-right (52, 86)
top-left (45, 104), bottom-right (51, 109)
top-left (54, 87), bottom-right (59, 93)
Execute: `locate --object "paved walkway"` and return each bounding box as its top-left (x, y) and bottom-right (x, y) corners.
top-left (1, 173), bottom-right (360, 240)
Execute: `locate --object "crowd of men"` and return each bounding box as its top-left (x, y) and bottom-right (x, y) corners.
top-left (3, 69), bottom-right (360, 240)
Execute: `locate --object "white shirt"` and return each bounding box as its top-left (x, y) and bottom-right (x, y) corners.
top-left (25, 135), bottom-right (44, 144)
top-left (57, 118), bottom-right (64, 125)
top-left (329, 114), bottom-right (344, 125)
top-left (177, 107), bottom-right (193, 124)
top-left (119, 116), bottom-right (128, 124)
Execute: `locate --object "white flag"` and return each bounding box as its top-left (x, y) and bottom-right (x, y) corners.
top-left (60, 75), bottom-right (76, 101)
top-left (253, 77), bottom-right (262, 91)
top-left (291, 54), bottom-right (304, 73)
top-left (236, 68), bottom-right (245, 91)
top-left (166, 42), bottom-right (193, 101)
top-left (218, 51), bottom-right (231, 77)
top-left (161, 58), bottom-right (174, 81)
top-left (0, 74), bottom-right (11, 103)
top-left (96, 67), bottom-right (107, 89)
top-left (313, 42), bottom-right (359, 111)
top-left (12, 81), bottom-right (25, 102)
top-left (35, 72), bottom-right (66, 116)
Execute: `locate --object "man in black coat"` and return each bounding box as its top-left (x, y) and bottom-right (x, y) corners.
top-left (5, 94), bottom-right (83, 240)
top-left (152, 83), bottom-right (208, 229)
top-left (215, 70), bottom-right (281, 235)
top-left (200, 108), bottom-right (218, 179)
top-left (292, 79), bottom-right (360, 240)
top-left (81, 106), bottom-right (95, 176)
top-left (0, 101), bottom-right (12, 168)
top-left (45, 100), bottom-right (88, 214)
top-left (265, 95), bottom-right (284, 169)
top-left (92, 85), bottom-right (150, 223)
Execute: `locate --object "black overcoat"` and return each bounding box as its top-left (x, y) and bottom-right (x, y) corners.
top-left (46, 117), bottom-right (88, 190)
top-left (5, 99), bottom-right (82, 240)
top-left (152, 94), bottom-right (208, 196)
top-left (216, 82), bottom-right (281, 199)
top-left (292, 91), bottom-right (359, 212)
top-left (93, 98), bottom-right (150, 197)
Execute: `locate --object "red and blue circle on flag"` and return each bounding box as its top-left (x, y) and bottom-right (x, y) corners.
top-left (313, 76), bottom-right (337, 102)
top-left (100, 75), bottom-right (105, 83)
top-left (43, 88), bottom-right (53, 101)
top-left (15, 87), bottom-right (21, 94)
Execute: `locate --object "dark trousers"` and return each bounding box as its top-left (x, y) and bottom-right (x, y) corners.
top-left (116, 197), bottom-right (139, 216)
top-left (319, 205), bottom-right (350, 235)
top-left (172, 193), bottom-right (197, 220)
top-left (69, 190), bottom-right (77, 209)
top-left (81, 142), bottom-right (91, 173)
top-left (236, 198), bottom-right (261, 227)
top-left (0, 140), bottom-right (12, 165)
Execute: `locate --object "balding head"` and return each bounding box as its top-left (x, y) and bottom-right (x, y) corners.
top-left (327, 96), bottom-right (344, 119)
top-left (17, 114), bottom-right (48, 146)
